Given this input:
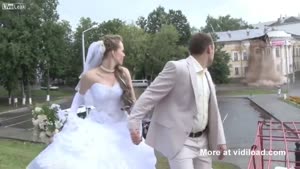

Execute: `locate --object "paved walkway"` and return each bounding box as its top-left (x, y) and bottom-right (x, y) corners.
top-left (249, 94), bottom-right (300, 122)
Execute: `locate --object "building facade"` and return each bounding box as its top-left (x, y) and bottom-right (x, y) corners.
top-left (216, 29), bottom-right (300, 86)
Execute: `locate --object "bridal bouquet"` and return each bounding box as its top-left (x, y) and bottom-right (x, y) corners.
top-left (32, 104), bottom-right (68, 144)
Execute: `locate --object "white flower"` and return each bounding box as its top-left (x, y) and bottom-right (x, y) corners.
top-left (34, 107), bottom-right (43, 113)
top-left (55, 121), bottom-right (63, 129)
top-left (50, 104), bottom-right (60, 110)
top-left (54, 129), bottom-right (59, 134)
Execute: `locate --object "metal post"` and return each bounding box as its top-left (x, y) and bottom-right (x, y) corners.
top-left (286, 45), bottom-right (289, 96)
top-left (295, 142), bottom-right (300, 168)
top-left (82, 33), bottom-right (85, 69)
top-left (81, 25), bottom-right (98, 69)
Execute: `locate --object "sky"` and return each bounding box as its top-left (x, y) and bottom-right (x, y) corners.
top-left (57, 0), bottom-right (300, 30)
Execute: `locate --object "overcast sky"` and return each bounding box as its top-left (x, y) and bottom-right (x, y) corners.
top-left (57, 0), bottom-right (300, 30)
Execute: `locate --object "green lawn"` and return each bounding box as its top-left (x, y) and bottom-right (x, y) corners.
top-left (0, 139), bottom-right (45, 169)
top-left (0, 139), bottom-right (240, 169)
top-left (217, 89), bottom-right (278, 96)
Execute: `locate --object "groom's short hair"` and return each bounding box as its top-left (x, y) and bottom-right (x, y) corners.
top-left (188, 33), bottom-right (213, 55)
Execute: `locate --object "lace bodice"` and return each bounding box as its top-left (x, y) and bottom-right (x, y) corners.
top-left (84, 82), bottom-right (127, 123)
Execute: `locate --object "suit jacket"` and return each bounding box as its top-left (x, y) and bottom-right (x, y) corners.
top-left (128, 56), bottom-right (226, 159)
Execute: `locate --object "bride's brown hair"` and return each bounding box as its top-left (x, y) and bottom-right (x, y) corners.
top-left (102, 35), bottom-right (134, 112)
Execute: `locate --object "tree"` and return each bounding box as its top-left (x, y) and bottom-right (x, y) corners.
top-left (166, 9), bottom-right (191, 45)
top-left (136, 16), bottom-right (147, 30)
top-left (118, 25), bottom-right (149, 79)
top-left (146, 25), bottom-right (186, 80)
top-left (67, 17), bottom-right (96, 85)
top-left (208, 39), bottom-right (231, 84)
top-left (0, 0), bottom-right (43, 105)
top-left (137, 6), bottom-right (191, 45)
top-left (144, 6), bottom-right (167, 34)
top-left (201, 15), bottom-right (253, 32)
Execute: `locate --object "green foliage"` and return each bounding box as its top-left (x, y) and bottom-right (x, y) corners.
top-left (137, 6), bottom-right (191, 45)
top-left (146, 25), bottom-right (186, 80)
top-left (201, 14), bottom-right (253, 32)
top-left (209, 43), bottom-right (231, 84)
top-left (118, 25), bottom-right (149, 79)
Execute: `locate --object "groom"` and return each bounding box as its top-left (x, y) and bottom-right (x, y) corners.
top-left (128, 33), bottom-right (226, 169)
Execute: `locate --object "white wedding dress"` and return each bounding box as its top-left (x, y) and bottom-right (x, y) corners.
top-left (27, 83), bottom-right (157, 169)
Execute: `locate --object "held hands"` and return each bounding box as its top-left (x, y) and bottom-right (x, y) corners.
top-left (130, 129), bottom-right (142, 145)
top-left (218, 144), bottom-right (227, 160)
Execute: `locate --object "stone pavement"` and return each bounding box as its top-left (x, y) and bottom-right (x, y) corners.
top-left (249, 94), bottom-right (300, 122)
top-left (0, 127), bottom-right (35, 142)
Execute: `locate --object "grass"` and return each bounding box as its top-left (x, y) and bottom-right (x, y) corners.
top-left (217, 89), bottom-right (278, 96)
top-left (0, 139), bottom-right (45, 169)
top-left (0, 139), bottom-right (240, 169)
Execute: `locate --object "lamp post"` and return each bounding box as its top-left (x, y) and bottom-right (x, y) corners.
top-left (82, 25), bottom-right (98, 69)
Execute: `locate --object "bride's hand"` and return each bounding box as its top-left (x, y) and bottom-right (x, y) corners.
top-left (130, 130), bottom-right (142, 145)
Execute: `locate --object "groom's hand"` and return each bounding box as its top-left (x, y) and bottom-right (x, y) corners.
top-left (130, 130), bottom-right (142, 145)
top-left (218, 144), bottom-right (227, 160)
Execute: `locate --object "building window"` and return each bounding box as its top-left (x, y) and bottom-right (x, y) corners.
top-left (243, 51), bottom-right (248, 60)
top-left (276, 47), bottom-right (280, 57)
top-left (255, 48), bottom-right (261, 54)
top-left (266, 48), bottom-right (271, 56)
top-left (233, 52), bottom-right (239, 61)
top-left (235, 67), bottom-right (239, 75)
top-left (277, 64), bottom-right (281, 72)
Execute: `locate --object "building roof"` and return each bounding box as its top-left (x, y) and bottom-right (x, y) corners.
top-left (251, 15), bottom-right (300, 36)
top-left (270, 23), bottom-right (300, 36)
top-left (215, 29), bottom-right (265, 42)
top-left (267, 30), bottom-right (292, 38)
top-left (269, 16), bottom-right (300, 26)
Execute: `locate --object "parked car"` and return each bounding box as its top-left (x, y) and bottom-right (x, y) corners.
top-left (132, 79), bottom-right (148, 88)
top-left (40, 85), bottom-right (59, 90)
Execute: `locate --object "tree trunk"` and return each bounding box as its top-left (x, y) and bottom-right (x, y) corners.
top-left (27, 77), bottom-right (32, 105)
top-left (46, 66), bottom-right (50, 102)
top-left (8, 90), bottom-right (12, 105)
top-left (21, 80), bottom-right (26, 105)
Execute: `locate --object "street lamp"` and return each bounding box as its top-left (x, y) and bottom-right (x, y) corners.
top-left (82, 25), bottom-right (98, 69)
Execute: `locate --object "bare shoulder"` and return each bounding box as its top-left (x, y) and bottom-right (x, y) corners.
top-left (120, 66), bottom-right (131, 77)
top-left (78, 70), bottom-right (97, 94)
top-left (120, 66), bottom-right (130, 74)
top-left (80, 71), bottom-right (92, 82)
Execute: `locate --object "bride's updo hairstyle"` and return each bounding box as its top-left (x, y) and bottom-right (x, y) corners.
top-left (102, 35), bottom-right (134, 112)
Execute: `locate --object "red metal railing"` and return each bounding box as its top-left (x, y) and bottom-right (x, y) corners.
top-left (248, 121), bottom-right (300, 169)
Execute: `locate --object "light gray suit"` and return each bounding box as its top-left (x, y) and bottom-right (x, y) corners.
top-left (129, 56), bottom-right (226, 165)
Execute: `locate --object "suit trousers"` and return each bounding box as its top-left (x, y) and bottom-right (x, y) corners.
top-left (168, 132), bottom-right (212, 169)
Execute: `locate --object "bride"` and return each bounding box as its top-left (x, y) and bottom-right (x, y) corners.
top-left (27, 35), bottom-right (157, 169)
